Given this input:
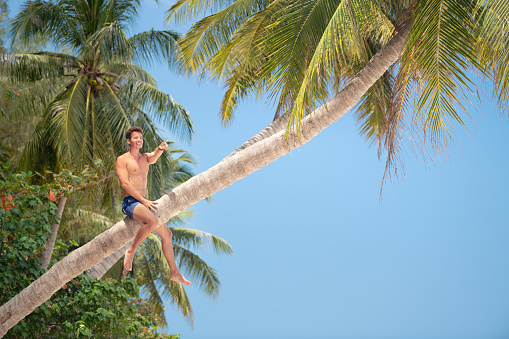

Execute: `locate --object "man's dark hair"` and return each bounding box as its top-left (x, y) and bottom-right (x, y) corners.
top-left (126, 126), bottom-right (143, 140)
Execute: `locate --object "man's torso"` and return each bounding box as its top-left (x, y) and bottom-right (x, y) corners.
top-left (120, 152), bottom-right (149, 197)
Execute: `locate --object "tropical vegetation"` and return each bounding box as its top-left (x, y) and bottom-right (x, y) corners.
top-left (0, 165), bottom-right (178, 338)
top-left (0, 0), bottom-right (233, 336)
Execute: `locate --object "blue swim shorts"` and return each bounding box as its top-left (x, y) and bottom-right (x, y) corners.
top-left (121, 196), bottom-right (141, 218)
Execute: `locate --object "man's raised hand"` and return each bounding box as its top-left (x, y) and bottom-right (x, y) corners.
top-left (159, 140), bottom-right (169, 151)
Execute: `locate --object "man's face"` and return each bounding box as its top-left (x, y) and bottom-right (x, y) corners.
top-left (128, 131), bottom-right (143, 149)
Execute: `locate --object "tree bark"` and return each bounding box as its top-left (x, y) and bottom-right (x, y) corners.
top-left (86, 241), bottom-right (132, 279)
top-left (0, 24), bottom-right (410, 337)
top-left (39, 197), bottom-right (67, 270)
top-left (120, 266), bottom-right (129, 280)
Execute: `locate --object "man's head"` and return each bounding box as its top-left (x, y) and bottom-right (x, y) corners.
top-left (126, 126), bottom-right (143, 149)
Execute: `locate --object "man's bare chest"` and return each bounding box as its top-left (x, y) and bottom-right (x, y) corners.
top-left (126, 157), bottom-right (148, 177)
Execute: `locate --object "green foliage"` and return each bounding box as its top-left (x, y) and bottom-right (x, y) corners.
top-left (7, 274), bottom-right (175, 338)
top-left (477, 0), bottom-right (509, 109)
top-left (171, 0), bottom-right (509, 183)
top-left (2, 0), bottom-right (193, 176)
top-left (0, 165), bottom-right (178, 338)
top-left (0, 166), bottom-right (57, 294)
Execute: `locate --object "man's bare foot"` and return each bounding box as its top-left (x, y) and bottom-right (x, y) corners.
top-left (124, 249), bottom-right (135, 271)
top-left (170, 272), bottom-right (191, 285)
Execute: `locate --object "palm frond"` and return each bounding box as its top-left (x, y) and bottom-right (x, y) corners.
top-left (206, 0), bottom-right (286, 123)
top-left (166, 0), bottom-right (244, 26)
top-left (46, 75), bottom-right (90, 162)
top-left (1, 76), bottom-right (68, 121)
top-left (128, 29), bottom-right (180, 69)
top-left (403, 0), bottom-right (478, 147)
top-left (177, 0), bottom-right (271, 73)
top-left (119, 77), bottom-right (193, 141)
top-left (108, 63), bottom-right (157, 85)
top-left (10, 0), bottom-right (84, 51)
top-left (477, 0), bottom-right (509, 110)
top-left (99, 0), bottom-right (142, 29)
top-left (62, 206), bottom-right (114, 245)
top-left (171, 227), bottom-right (233, 256)
top-left (355, 69), bottom-right (394, 153)
top-left (218, 66), bottom-right (260, 124)
top-left (33, 50), bottom-right (80, 65)
top-left (0, 53), bottom-right (68, 82)
top-left (84, 21), bottom-right (132, 65)
top-left (96, 81), bottom-right (132, 156)
top-left (278, 0), bottom-right (392, 134)
top-left (138, 252), bottom-right (169, 328)
top-left (174, 244), bottom-right (222, 299)
top-left (18, 122), bottom-right (61, 172)
top-left (167, 210), bottom-right (194, 227)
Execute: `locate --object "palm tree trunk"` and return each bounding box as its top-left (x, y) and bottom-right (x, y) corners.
top-left (39, 197), bottom-right (67, 269)
top-left (120, 267), bottom-right (129, 280)
top-left (0, 24), bottom-right (410, 337)
top-left (86, 241), bottom-right (132, 279)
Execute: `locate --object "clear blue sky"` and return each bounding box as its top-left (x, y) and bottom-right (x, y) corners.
top-left (7, 0), bottom-right (509, 338)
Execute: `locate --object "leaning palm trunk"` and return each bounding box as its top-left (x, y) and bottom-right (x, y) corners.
top-left (39, 197), bottom-right (67, 269)
top-left (0, 25), bottom-right (410, 337)
top-left (86, 241), bottom-right (132, 279)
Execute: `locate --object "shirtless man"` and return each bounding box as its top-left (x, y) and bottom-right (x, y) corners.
top-left (116, 126), bottom-right (191, 285)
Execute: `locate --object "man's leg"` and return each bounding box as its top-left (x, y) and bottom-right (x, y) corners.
top-left (154, 225), bottom-right (191, 285)
top-left (124, 204), bottom-right (159, 271)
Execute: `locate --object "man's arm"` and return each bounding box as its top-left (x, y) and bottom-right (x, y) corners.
top-left (146, 140), bottom-right (168, 164)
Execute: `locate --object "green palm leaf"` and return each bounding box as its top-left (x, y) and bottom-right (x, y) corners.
top-left (1, 76), bottom-right (68, 121)
top-left (47, 75), bottom-right (89, 161)
top-left (166, 0), bottom-right (248, 25)
top-left (129, 29), bottom-right (180, 68)
top-left (171, 227), bottom-right (234, 256)
top-left (276, 0), bottom-right (392, 134)
top-left (108, 62), bottom-right (157, 85)
top-left (177, 0), bottom-right (271, 73)
top-left (84, 22), bottom-right (132, 65)
top-left (477, 0), bottom-right (509, 109)
top-left (10, 0), bottom-right (84, 51)
top-left (119, 77), bottom-right (193, 140)
top-left (403, 0), bottom-right (479, 147)
top-left (173, 244), bottom-right (222, 298)
top-left (0, 53), bottom-right (68, 82)
top-left (138, 252), bottom-right (170, 327)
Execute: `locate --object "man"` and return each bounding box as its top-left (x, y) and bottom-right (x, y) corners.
top-left (116, 126), bottom-right (191, 285)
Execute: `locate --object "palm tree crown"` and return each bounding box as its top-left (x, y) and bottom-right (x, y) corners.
top-left (167, 0), bottom-right (509, 180)
top-left (2, 0), bottom-right (193, 172)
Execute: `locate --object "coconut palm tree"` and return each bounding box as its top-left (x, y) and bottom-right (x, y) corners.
top-left (1, 0), bottom-right (193, 173)
top-left (2, 0), bottom-right (509, 336)
top-left (0, 25), bottom-right (411, 337)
